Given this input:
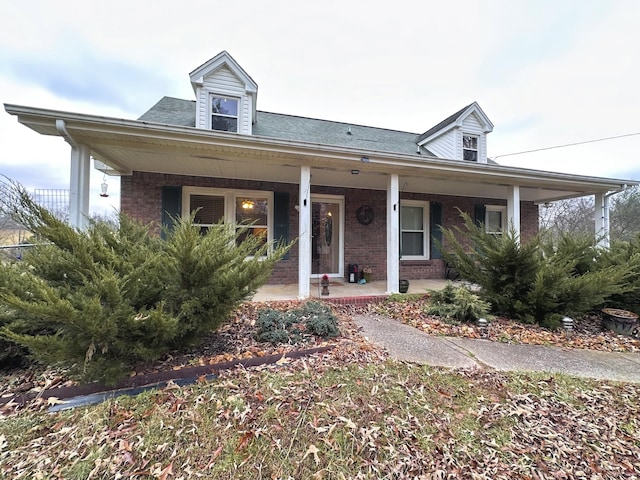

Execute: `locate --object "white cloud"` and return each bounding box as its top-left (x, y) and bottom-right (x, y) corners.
top-left (1, 0), bottom-right (639, 216)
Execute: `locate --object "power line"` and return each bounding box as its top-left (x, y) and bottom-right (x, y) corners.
top-left (491, 131), bottom-right (640, 160)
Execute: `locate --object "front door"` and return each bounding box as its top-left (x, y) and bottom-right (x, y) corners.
top-left (311, 195), bottom-right (344, 278)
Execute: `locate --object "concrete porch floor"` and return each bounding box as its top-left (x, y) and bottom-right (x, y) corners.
top-left (252, 279), bottom-right (448, 302)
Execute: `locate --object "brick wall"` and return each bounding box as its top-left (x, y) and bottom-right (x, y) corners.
top-left (121, 172), bottom-right (539, 284)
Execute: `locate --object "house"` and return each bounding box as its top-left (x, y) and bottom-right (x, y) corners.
top-left (5, 51), bottom-right (639, 298)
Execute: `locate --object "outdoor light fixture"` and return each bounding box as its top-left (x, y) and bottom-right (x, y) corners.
top-left (361, 156), bottom-right (369, 163)
top-left (241, 199), bottom-right (255, 209)
top-left (351, 169), bottom-right (360, 175)
top-left (477, 318), bottom-right (489, 337)
top-left (99, 175), bottom-right (109, 198)
top-left (562, 317), bottom-right (574, 336)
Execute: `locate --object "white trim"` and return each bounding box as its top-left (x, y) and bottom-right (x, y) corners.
top-left (485, 205), bottom-right (507, 234)
top-left (462, 133), bottom-right (479, 162)
top-left (507, 185), bottom-right (521, 241)
top-left (6, 104), bottom-right (637, 202)
top-left (181, 186), bottom-right (274, 247)
top-left (386, 174), bottom-right (400, 293)
top-left (298, 166), bottom-right (311, 298)
top-left (209, 94), bottom-right (240, 133)
top-left (310, 194), bottom-right (345, 279)
top-left (400, 199), bottom-right (430, 260)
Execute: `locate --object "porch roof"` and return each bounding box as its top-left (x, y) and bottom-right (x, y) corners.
top-left (5, 103), bottom-right (638, 203)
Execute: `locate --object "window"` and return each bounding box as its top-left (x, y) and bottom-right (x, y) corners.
top-left (463, 135), bottom-right (478, 161)
top-left (235, 196), bottom-right (268, 250)
top-left (210, 95), bottom-right (239, 132)
top-left (401, 201), bottom-right (429, 259)
top-left (485, 206), bottom-right (506, 234)
top-left (184, 187), bottom-right (272, 255)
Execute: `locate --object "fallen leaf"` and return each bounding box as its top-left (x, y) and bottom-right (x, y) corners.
top-left (303, 444), bottom-right (320, 465)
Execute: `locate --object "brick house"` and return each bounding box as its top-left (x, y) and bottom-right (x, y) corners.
top-left (5, 51), bottom-right (637, 298)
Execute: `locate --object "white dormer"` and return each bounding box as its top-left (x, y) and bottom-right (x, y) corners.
top-left (189, 51), bottom-right (258, 134)
top-left (416, 102), bottom-right (493, 163)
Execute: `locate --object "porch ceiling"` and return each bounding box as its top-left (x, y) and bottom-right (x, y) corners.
top-left (7, 104), bottom-right (637, 203)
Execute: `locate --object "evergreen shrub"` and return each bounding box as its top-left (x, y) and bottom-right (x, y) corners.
top-left (439, 210), bottom-right (630, 326)
top-left (0, 180), bottom-right (291, 384)
top-left (425, 283), bottom-right (491, 323)
top-left (255, 301), bottom-right (339, 344)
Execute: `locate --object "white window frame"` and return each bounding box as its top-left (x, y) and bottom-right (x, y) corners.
top-left (210, 94), bottom-right (240, 133)
top-left (463, 134), bottom-right (479, 162)
top-left (400, 200), bottom-right (430, 260)
top-left (182, 186), bottom-right (274, 255)
top-left (485, 205), bottom-right (506, 234)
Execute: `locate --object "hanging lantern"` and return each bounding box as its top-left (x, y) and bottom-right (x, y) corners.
top-left (100, 176), bottom-right (109, 197)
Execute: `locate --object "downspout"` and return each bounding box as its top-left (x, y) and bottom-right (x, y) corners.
top-left (55, 119), bottom-right (78, 148)
top-left (600, 184), bottom-right (629, 248)
top-left (56, 119), bottom-right (90, 229)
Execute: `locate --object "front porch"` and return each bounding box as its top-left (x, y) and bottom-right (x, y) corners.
top-left (252, 279), bottom-right (448, 303)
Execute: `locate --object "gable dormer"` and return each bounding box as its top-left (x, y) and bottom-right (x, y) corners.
top-left (416, 102), bottom-right (493, 163)
top-left (189, 51), bottom-right (258, 134)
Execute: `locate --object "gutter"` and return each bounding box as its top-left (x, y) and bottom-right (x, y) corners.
top-left (55, 119), bottom-right (78, 148)
top-left (7, 104), bottom-right (640, 191)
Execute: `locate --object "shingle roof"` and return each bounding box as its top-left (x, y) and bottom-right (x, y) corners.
top-left (138, 97), bottom-right (196, 127)
top-left (138, 96), bottom-right (435, 156)
top-left (415, 103), bottom-right (473, 144)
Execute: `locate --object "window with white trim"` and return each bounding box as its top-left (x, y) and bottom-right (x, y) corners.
top-left (184, 187), bottom-right (272, 255)
top-left (485, 205), bottom-right (506, 234)
top-left (463, 134), bottom-right (479, 161)
top-left (210, 95), bottom-right (239, 132)
top-left (400, 200), bottom-right (429, 259)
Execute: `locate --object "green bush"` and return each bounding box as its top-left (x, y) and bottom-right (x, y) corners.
top-left (439, 210), bottom-right (630, 325)
top-left (597, 234), bottom-right (640, 314)
top-left (0, 181), bottom-right (291, 384)
top-left (425, 283), bottom-right (491, 323)
top-left (255, 301), bottom-right (339, 345)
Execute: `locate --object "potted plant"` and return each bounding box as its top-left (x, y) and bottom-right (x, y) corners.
top-left (362, 267), bottom-right (372, 283)
top-left (321, 274), bottom-right (330, 296)
top-left (601, 308), bottom-right (638, 336)
top-left (399, 279), bottom-right (410, 293)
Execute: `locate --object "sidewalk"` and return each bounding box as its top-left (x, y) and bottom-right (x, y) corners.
top-left (353, 314), bottom-right (640, 383)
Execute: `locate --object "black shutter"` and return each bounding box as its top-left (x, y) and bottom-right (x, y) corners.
top-left (474, 204), bottom-right (486, 228)
top-left (273, 191), bottom-right (290, 259)
top-left (430, 201), bottom-right (443, 259)
top-left (161, 186), bottom-right (182, 239)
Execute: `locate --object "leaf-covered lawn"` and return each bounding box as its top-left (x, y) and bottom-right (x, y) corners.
top-left (1, 355), bottom-right (639, 479)
top-left (2, 299), bottom-right (640, 478)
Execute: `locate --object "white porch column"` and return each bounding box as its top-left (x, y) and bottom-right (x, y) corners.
top-left (386, 173), bottom-right (400, 294)
top-left (298, 166), bottom-right (311, 299)
top-left (69, 143), bottom-right (91, 229)
top-left (595, 192), bottom-right (610, 248)
top-left (507, 185), bottom-right (521, 243)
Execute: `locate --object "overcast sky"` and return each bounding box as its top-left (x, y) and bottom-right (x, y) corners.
top-left (1, 0), bottom-right (639, 215)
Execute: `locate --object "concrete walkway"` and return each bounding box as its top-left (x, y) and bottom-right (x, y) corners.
top-left (354, 314), bottom-right (640, 383)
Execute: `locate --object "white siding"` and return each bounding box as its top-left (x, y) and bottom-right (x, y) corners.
top-left (461, 113), bottom-right (487, 163)
top-left (461, 112), bottom-right (483, 132)
top-left (425, 130), bottom-right (457, 159)
top-left (195, 65), bottom-right (252, 134)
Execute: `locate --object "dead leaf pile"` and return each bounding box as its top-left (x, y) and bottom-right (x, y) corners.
top-left (365, 299), bottom-right (640, 353)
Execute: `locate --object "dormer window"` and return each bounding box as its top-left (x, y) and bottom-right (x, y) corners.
top-left (463, 135), bottom-right (478, 161)
top-left (211, 95), bottom-right (239, 132)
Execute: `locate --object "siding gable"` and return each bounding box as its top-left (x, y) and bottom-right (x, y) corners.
top-left (190, 51), bottom-right (258, 134)
top-left (418, 103), bottom-right (493, 163)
